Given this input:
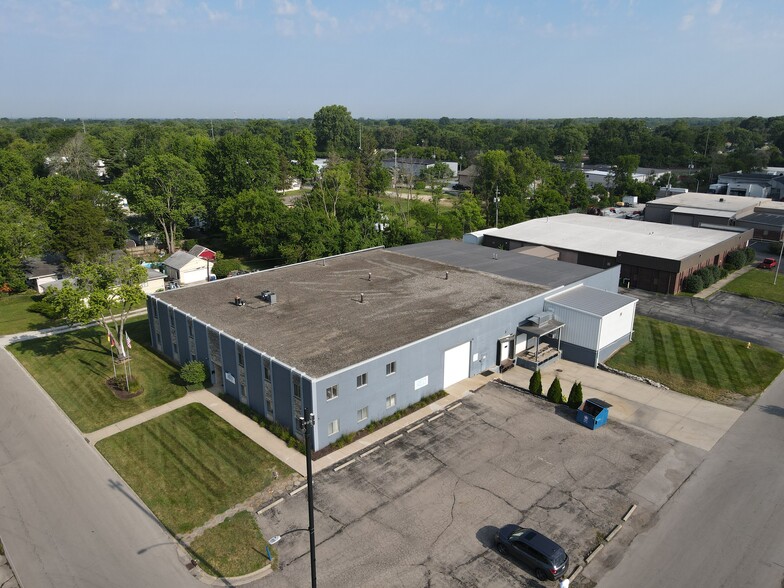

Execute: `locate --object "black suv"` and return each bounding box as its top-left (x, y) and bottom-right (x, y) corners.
top-left (495, 525), bottom-right (569, 580)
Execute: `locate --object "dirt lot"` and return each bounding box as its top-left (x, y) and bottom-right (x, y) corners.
top-left (256, 382), bottom-right (673, 587)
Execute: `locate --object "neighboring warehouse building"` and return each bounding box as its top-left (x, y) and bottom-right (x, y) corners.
top-left (644, 192), bottom-right (768, 226)
top-left (709, 171), bottom-right (784, 199)
top-left (644, 192), bottom-right (784, 241)
top-left (471, 214), bottom-right (753, 294)
top-left (148, 242), bottom-right (636, 451)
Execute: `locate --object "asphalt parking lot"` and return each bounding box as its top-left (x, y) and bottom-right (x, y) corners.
top-left (631, 289), bottom-right (784, 354)
top-left (256, 382), bottom-right (673, 587)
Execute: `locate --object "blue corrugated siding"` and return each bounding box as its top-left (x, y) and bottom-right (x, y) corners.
top-left (272, 361), bottom-right (294, 431)
top-left (220, 332), bottom-right (238, 401)
top-left (246, 348), bottom-right (264, 414)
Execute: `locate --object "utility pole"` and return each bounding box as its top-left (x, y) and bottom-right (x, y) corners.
top-left (301, 410), bottom-right (317, 588)
top-left (494, 185), bottom-right (500, 228)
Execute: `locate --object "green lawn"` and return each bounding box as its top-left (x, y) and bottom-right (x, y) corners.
top-left (607, 315), bottom-right (784, 404)
top-left (96, 404), bottom-right (293, 535)
top-left (188, 511), bottom-right (273, 578)
top-left (8, 316), bottom-right (185, 432)
top-left (0, 292), bottom-right (63, 335)
top-left (722, 267), bottom-right (784, 304)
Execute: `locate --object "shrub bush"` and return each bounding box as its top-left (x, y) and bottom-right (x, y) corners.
top-left (28, 300), bottom-right (60, 319)
top-left (724, 250), bottom-right (746, 271)
top-left (180, 360), bottom-right (207, 385)
top-left (212, 258), bottom-right (243, 279)
top-left (683, 274), bottom-right (704, 293)
top-left (697, 267), bottom-right (715, 287)
top-left (529, 370), bottom-right (543, 396)
top-left (745, 247), bottom-right (756, 263)
top-left (768, 241), bottom-right (782, 255)
top-left (547, 376), bottom-right (563, 403)
top-left (182, 238), bottom-right (197, 251)
top-left (567, 381), bottom-right (583, 409)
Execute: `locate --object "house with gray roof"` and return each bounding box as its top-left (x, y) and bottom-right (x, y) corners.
top-left (162, 251), bottom-right (210, 286)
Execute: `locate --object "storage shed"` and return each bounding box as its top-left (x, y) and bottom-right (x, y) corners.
top-left (544, 285), bottom-right (637, 367)
top-left (162, 251), bottom-right (210, 285)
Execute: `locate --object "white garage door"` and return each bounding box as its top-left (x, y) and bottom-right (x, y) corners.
top-left (443, 341), bottom-right (470, 389)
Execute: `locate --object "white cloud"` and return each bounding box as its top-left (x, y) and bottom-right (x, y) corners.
top-left (305, 0), bottom-right (337, 35)
top-left (707, 0), bottom-right (722, 15)
top-left (679, 13), bottom-right (695, 30)
top-left (420, 0), bottom-right (445, 13)
top-left (200, 2), bottom-right (227, 21)
top-left (276, 17), bottom-right (296, 36)
top-left (274, 0), bottom-right (298, 16)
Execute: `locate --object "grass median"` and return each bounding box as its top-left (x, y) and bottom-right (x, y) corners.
top-left (607, 315), bottom-right (784, 405)
top-left (188, 511), bottom-right (274, 578)
top-left (8, 315), bottom-right (185, 432)
top-left (722, 267), bottom-right (784, 304)
top-left (96, 403), bottom-right (293, 535)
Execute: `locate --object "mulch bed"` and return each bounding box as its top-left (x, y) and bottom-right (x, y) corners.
top-left (106, 379), bottom-right (144, 400)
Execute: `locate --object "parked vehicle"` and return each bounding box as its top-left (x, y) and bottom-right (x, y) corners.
top-left (760, 257), bottom-right (778, 269)
top-left (495, 525), bottom-right (569, 580)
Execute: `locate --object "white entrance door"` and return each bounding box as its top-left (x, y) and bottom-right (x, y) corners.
top-left (443, 341), bottom-right (470, 388)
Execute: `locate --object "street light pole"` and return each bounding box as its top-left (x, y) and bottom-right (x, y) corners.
top-left (301, 410), bottom-right (317, 588)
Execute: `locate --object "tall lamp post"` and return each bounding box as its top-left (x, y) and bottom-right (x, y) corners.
top-left (268, 409), bottom-right (317, 588)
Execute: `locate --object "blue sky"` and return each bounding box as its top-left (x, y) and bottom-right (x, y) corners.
top-left (1, 0), bottom-right (782, 119)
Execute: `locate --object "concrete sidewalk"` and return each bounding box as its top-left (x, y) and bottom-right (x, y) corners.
top-left (693, 264), bottom-right (752, 299)
top-left (500, 360), bottom-right (742, 451)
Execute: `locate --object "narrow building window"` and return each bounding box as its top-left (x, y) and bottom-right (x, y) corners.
top-left (328, 419), bottom-right (340, 436)
top-left (386, 394), bottom-right (396, 409)
top-left (356, 373), bottom-right (368, 388)
top-left (326, 385), bottom-right (338, 400)
top-left (386, 361), bottom-right (396, 376)
top-left (357, 406), bottom-right (368, 422)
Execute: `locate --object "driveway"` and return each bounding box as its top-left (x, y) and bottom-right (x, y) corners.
top-left (630, 289), bottom-right (784, 354)
top-left (0, 349), bottom-right (200, 588)
top-left (256, 382), bottom-right (683, 587)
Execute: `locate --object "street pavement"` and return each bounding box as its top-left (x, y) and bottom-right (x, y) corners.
top-left (0, 349), bottom-right (200, 588)
top-left (598, 370), bottom-right (784, 588)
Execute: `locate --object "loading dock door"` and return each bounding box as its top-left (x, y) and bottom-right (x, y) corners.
top-left (443, 341), bottom-right (470, 388)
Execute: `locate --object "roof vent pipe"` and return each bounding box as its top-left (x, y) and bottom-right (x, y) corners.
top-left (445, 271), bottom-right (449, 280)
top-left (360, 293), bottom-right (364, 303)
top-left (368, 272), bottom-right (372, 281)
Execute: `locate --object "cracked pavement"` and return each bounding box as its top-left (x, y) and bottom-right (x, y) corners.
top-left (255, 382), bottom-right (674, 587)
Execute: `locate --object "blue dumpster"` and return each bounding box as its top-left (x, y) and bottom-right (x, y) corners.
top-left (576, 398), bottom-right (612, 430)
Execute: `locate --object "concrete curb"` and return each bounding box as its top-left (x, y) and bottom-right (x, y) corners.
top-left (257, 498), bottom-right (284, 515)
top-left (605, 524), bottom-right (623, 542)
top-left (585, 543), bottom-right (604, 564)
top-left (623, 504), bottom-right (637, 521)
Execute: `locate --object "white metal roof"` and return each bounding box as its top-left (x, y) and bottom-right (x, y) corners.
top-left (670, 207), bottom-right (737, 219)
top-left (546, 285), bottom-right (636, 317)
top-left (484, 214), bottom-right (744, 260)
top-left (648, 192), bottom-right (770, 212)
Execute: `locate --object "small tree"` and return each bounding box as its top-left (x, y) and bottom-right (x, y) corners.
top-left (180, 360), bottom-right (207, 386)
top-left (724, 250), bottom-right (745, 271)
top-left (567, 381), bottom-right (583, 409)
top-left (529, 370), bottom-right (543, 396)
top-left (547, 376), bottom-right (563, 404)
top-left (744, 247), bottom-right (756, 264)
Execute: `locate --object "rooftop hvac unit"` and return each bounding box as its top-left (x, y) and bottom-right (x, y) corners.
top-left (527, 311), bottom-right (554, 326)
top-left (260, 290), bottom-right (277, 304)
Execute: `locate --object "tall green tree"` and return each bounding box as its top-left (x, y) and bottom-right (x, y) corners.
top-left (45, 255), bottom-right (147, 359)
top-left (217, 188), bottom-right (288, 258)
top-left (313, 105), bottom-right (358, 155)
top-left (116, 154), bottom-right (206, 254)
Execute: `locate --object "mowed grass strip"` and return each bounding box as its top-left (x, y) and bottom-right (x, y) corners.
top-left (96, 404), bottom-right (293, 535)
top-left (188, 511), bottom-right (273, 578)
top-left (8, 316), bottom-right (184, 432)
top-left (607, 315), bottom-right (784, 404)
top-left (722, 267), bottom-right (784, 304)
top-left (0, 293), bottom-right (63, 335)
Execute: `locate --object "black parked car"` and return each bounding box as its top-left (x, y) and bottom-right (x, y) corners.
top-left (495, 525), bottom-right (569, 580)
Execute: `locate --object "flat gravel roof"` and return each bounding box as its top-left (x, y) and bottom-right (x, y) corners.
top-left (154, 248), bottom-right (549, 378)
top-left (648, 192), bottom-right (769, 212)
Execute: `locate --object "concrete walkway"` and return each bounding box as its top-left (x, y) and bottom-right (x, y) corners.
top-left (500, 360), bottom-right (742, 451)
top-left (693, 264), bottom-right (752, 299)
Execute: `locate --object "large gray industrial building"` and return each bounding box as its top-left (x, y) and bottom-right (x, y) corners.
top-left (148, 241), bottom-right (636, 451)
